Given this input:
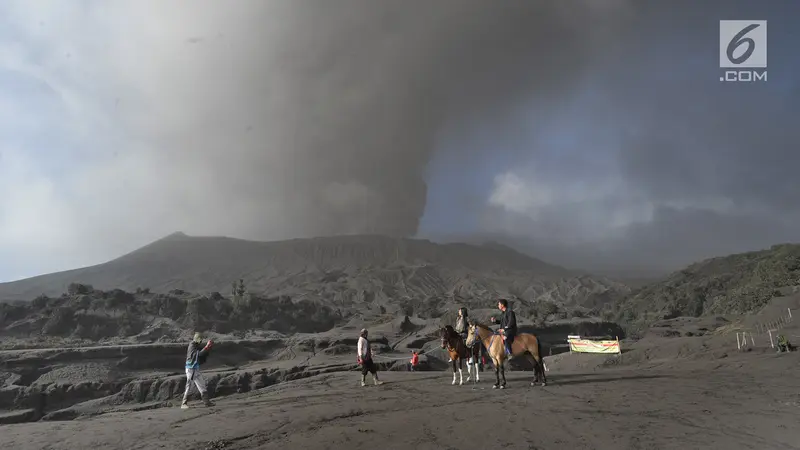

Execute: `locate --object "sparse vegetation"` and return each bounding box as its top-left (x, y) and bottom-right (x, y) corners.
top-left (613, 243), bottom-right (800, 334)
top-left (0, 287), bottom-right (339, 343)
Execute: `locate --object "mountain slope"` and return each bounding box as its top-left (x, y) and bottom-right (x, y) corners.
top-left (613, 243), bottom-right (800, 330)
top-left (0, 234), bottom-right (626, 312)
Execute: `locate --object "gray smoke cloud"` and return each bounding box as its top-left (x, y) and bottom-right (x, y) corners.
top-left (0, 0), bottom-right (634, 278)
top-left (2, 0), bottom-right (797, 281)
top-left (463, 1), bottom-right (800, 276)
top-left (133, 0), bottom-right (635, 239)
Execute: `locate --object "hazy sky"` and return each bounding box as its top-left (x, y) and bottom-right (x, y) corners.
top-left (1, 0), bottom-right (798, 282)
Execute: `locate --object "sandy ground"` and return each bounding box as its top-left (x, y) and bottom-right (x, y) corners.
top-left (2, 352), bottom-right (800, 450)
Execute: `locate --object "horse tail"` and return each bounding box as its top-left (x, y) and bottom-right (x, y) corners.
top-left (536, 334), bottom-right (543, 364)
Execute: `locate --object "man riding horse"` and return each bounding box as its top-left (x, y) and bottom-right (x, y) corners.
top-left (467, 298), bottom-right (546, 388)
top-left (490, 299), bottom-right (517, 356)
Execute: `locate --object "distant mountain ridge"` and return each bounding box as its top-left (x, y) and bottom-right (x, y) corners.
top-left (612, 243), bottom-right (800, 331)
top-left (0, 233), bottom-right (620, 305)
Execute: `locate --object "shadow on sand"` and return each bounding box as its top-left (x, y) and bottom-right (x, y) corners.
top-left (546, 373), bottom-right (666, 387)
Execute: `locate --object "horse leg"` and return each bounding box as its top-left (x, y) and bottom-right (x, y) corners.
top-left (538, 355), bottom-right (547, 386)
top-left (451, 359), bottom-right (457, 385)
top-left (474, 351), bottom-right (480, 382)
top-left (530, 355), bottom-right (540, 386)
top-left (499, 360), bottom-right (507, 389)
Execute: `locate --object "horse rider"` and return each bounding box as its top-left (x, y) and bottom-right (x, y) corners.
top-left (490, 299), bottom-right (517, 356)
top-left (455, 307), bottom-right (469, 342)
top-left (448, 307), bottom-right (469, 362)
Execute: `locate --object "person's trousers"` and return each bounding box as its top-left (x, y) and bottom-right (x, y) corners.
top-left (504, 333), bottom-right (516, 355)
top-left (361, 359), bottom-right (378, 375)
top-left (183, 367), bottom-right (206, 402)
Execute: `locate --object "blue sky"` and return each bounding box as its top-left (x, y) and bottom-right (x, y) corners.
top-left (1, 1), bottom-right (799, 283)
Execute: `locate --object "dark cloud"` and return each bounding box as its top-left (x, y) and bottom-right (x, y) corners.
top-left (451, 1), bottom-right (800, 275)
top-left (2, 0), bottom-right (798, 280)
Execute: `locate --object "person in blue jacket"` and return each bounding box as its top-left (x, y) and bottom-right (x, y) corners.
top-left (181, 332), bottom-right (214, 409)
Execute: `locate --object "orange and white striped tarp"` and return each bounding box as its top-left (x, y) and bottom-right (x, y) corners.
top-left (567, 337), bottom-right (621, 354)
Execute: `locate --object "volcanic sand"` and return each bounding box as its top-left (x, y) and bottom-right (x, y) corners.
top-left (1, 350), bottom-right (799, 450)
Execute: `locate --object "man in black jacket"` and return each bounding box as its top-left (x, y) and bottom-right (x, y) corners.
top-left (490, 299), bottom-right (517, 356)
top-left (181, 332), bottom-right (214, 409)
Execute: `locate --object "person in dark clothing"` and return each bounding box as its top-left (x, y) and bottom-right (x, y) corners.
top-left (181, 332), bottom-right (214, 409)
top-left (490, 299), bottom-right (517, 356)
top-left (777, 334), bottom-right (793, 352)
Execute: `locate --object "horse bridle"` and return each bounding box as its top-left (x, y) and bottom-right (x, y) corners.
top-left (443, 327), bottom-right (486, 359)
top-left (441, 328), bottom-right (459, 354)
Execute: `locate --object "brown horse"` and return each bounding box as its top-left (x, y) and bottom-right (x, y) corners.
top-left (466, 322), bottom-right (546, 389)
top-left (439, 325), bottom-right (475, 385)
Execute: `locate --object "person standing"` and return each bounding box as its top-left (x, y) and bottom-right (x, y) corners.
top-left (409, 350), bottom-right (420, 371)
top-left (357, 329), bottom-right (383, 386)
top-left (490, 299), bottom-right (517, 356)
top-left (181, 332), bottom-right (214, 409)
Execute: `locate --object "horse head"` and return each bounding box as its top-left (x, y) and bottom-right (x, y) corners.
top-left (466, 322), bottom-right (477, 347)
top-left (466, 321), bottom-right (489, 346)
top-left (440, 325), bottom-right (456, 350)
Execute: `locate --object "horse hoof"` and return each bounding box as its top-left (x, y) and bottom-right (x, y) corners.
top-left (492, 385), bottom-right (498, 389)
top-left (500, 385), bottom-right (506, 389)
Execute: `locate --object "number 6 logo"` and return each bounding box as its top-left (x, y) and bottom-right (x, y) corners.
top-left (726, 23), bottom-right (759, 65)
top-left (719, 20), bottom-right (767, 69)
